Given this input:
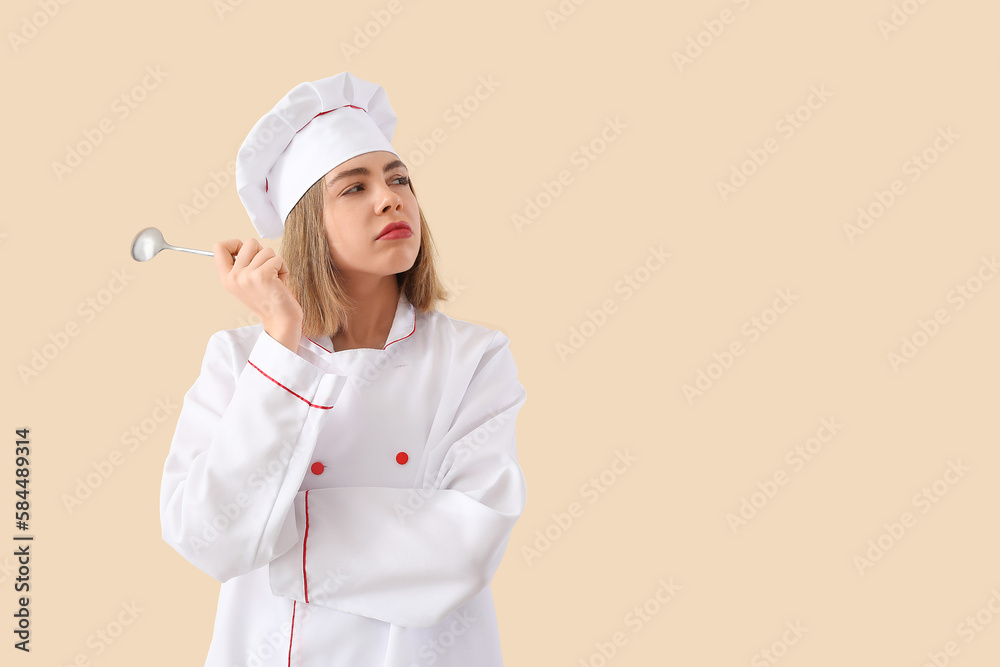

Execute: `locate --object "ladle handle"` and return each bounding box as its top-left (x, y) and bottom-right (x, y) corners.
top-left (170, 245), bottom-right (214, 257)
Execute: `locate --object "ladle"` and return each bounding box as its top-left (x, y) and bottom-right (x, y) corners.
top-left (131, 227), bottom-right (213, 261)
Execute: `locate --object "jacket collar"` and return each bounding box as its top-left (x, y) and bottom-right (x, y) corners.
top-left (304, 289), bottom-right (415, 355)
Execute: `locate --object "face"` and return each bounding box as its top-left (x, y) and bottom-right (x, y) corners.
top-left (322, 151), bottom-right (421, 281)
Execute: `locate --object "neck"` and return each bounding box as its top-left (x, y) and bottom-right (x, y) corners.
top-left (333, 274), bottom-right (400, 350)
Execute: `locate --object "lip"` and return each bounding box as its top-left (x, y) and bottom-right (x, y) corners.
top-left (377, 221), bottom-right (412, 240)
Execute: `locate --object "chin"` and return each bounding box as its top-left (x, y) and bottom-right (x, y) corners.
top-left (384, 251), bottom-right (418, 274)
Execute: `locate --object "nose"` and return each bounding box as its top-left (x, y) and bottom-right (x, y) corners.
top-left (378, 187), bottom-right (402, 213)
top-left (376, 185), bottom-right (403, 213)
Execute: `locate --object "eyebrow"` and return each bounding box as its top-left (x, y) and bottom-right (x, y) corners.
top-left (326, 159), bottom-right (408, 189)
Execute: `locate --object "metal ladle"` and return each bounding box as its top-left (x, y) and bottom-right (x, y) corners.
top-left (131, 227), bottom-right (214, 261)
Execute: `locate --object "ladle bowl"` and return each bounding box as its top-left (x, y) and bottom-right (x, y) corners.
top-left (131, 227), bottom-right (213, 262)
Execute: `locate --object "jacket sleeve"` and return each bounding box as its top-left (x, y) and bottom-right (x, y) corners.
top-left (267, 331), bottom-right (528, 628)
top-left (159, 328), bottom-right (348, 582)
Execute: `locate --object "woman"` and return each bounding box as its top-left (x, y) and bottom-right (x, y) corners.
top-left (159, 72), bottom-right (528, 666)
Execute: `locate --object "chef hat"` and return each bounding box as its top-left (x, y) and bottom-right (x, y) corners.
top-left (235, 71), bottom-right (400, 239)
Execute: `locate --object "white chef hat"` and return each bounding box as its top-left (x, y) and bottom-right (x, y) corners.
top-left (235, 71), bottom-right (400, 239)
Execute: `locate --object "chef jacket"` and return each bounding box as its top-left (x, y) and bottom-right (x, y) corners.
top-left (159, 290), bottom-right (527, 666)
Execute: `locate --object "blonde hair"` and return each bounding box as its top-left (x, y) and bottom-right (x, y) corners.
top-left (279, 174), bottom-right (449, 339)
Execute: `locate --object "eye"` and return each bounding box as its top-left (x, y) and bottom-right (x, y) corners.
top-left (342, 176), bottom-right (410, 196)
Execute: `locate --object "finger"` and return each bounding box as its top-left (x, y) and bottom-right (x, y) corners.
top-left (213, 239), bottom-right (241, 276)
top-left (264, 255), bottom-right (290, 282)
top-left (247, 245), bottom-right (276, 271)
top-left (232, 238), bottom-right (260, 270)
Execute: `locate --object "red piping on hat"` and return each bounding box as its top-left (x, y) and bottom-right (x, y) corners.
top-left (314, 104), bottom-right (366, 119)
top-left (265, 105), bottom-right (368, 199)
top-left (301, 104), bottom-right (368, 132)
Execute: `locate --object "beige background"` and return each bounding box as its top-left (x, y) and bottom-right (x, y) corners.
top-left (3, 0), bottom-right (999, 664)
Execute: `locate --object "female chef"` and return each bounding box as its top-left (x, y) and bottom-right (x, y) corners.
top-left (159, 72), bottom-right (528, 667)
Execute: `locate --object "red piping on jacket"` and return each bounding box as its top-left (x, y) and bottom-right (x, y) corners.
top-left (385, 321), bottom-right (415, 349)
top-left (287, 600), bottom-right (296, 666)
top-left (306, 337), bottom-right (332, 353)
top-left (305, 313), bottom-right (416, 354)
top-left (248, 361), bottom-right (335, 409)
top-left (303, 490), bottom-right (311, 603)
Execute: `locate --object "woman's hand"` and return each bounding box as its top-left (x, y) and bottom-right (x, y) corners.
top-left (213, 238), bottom-right (303, 352)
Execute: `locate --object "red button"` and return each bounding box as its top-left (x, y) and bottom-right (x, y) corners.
top-left (311, 462), bottom-right (325, 475)
top-left (395, 452), bottom-right (408, 465)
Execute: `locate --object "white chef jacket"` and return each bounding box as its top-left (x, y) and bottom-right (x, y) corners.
top-left (159, 290), bottom-right (527, 666)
